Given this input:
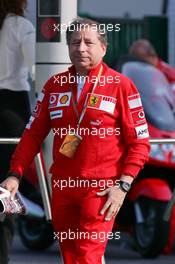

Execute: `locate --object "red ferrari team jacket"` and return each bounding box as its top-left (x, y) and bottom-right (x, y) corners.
top-left (157, 59), bottom-right (175, 84)
top-left (10, 62), bottom-right (150, 180)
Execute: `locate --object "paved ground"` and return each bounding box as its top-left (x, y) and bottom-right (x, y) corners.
top-left (10, 234), bottom-right (175, 264)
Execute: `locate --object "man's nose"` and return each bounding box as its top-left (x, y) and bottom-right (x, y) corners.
top-left (78, 41), bottom-right (87, 52)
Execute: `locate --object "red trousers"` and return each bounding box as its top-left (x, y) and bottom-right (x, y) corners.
top-left (51, 177), bottom-right (116, 264)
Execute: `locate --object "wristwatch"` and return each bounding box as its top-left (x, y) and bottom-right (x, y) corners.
top-left (118, 180), bottom-right (132, 193)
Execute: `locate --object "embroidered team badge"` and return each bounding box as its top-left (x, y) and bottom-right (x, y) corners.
top-left (87, 93), bottom-right (117, 114)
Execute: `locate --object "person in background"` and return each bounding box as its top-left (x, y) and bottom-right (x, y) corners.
top-left (129, 39), bottom-right (175, 92)
top-left (0, 0), bottom-right (35, 263)
top-left (130, 38), bottom-right (175, 255)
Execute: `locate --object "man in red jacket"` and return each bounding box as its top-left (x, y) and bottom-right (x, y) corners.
top-left (1, 18), bottom-right (150, 263)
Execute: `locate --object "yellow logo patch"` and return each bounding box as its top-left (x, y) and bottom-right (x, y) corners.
top-left (60, 95), bottom-right (69, 104)
top-left (89, 95), bottom-right (99, 107)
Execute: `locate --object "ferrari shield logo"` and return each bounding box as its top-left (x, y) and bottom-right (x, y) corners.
top-left (89, 95), bottom-right (99, 107)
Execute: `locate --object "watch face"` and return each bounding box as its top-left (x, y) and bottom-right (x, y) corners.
top-left (123, 182), bottom-right (130, 191)
top-left (120, 181), bottom-right (131, 192)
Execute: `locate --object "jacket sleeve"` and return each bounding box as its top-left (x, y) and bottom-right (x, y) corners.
top-left (9, 82), bottom-right (51, 177)
top-left (119, 78), bottom-right (150, 178)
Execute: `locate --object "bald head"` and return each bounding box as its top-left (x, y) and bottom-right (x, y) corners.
top-left (129, 39), bottom-right (158, 66)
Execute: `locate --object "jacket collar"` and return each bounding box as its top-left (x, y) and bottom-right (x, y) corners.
top-left (68, 60), bottom-right (103, 79)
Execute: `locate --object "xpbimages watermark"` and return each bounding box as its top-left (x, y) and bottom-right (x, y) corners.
top-left (53, 73), bottom-right (121, 86)
top-left (53, 22), bottom-right (121, 35)
top-left (53, 229), bottom-right (121, 243)
top-left (53, 177), bottom-right (120, 191)
top-left (52, 126), bottom-right (121, 139)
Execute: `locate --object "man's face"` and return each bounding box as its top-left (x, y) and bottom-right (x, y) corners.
top-left (68, 27), bottom-right (107, 74)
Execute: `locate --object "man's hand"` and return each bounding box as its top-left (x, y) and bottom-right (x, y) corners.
top-left (97, 186), bottom-right (127, 221)
top-left (1, 177), bottom-right (19, 198)
top-left (97, 175), bottom-right (134, 221)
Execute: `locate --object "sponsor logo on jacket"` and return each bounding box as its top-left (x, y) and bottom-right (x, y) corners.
top-left (26, 116), bottom-right (35, 129)
top-left (49, 92), bottom-right (71, 108)
top-left (128, 94), bottom-right (142, 109)
top-left (128, 93), bottom-right (149, 139)
top-left (128, 93), bottom-right (147, 127)
top-left (33, 102), bottom-right (42, 118)
top-left (135, 124), bottom-right (149, 139)
top-left (50, 110), bottom-right (63, 120)
top-left (131, 109), bottom-right (146, 125)
top-left (37, 91), bottom-right (45, 102)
